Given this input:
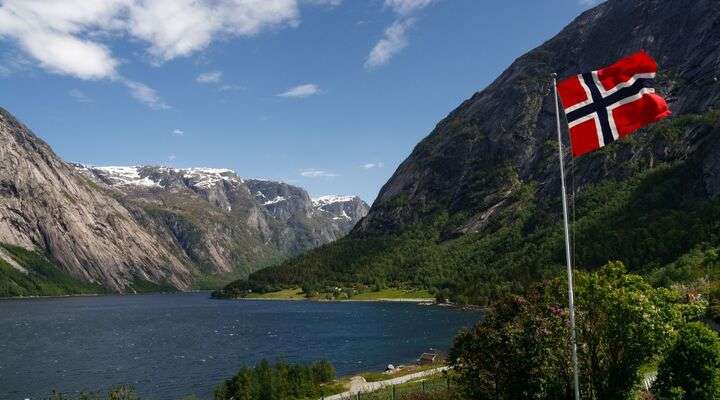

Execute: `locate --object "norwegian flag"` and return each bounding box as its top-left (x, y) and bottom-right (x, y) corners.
top-left (557, 51), bottom-right (671, 157)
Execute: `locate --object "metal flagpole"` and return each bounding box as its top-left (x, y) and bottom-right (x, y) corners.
top-left (551, 72), bottom-right (581, 400)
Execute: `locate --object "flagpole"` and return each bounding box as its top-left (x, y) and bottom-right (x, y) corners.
top-left (551, 72), bottom-right (581, 400)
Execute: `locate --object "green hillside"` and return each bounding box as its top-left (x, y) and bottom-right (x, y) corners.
top-left (0, 243), bottom-right (105, 297)
top-left (217, 112), bottom-right (720, 306)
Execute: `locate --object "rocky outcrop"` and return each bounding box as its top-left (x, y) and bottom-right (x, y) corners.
top-left (73, 165), bottom-right (370, 282)
top-left (357, 0), bottom-right (720, 236)
top-left (0, 108), bottom-right (192, 292)
top-left (0, 109), bottom-right (368, 293)
top-left (234, 0), bottom-right (720, 295)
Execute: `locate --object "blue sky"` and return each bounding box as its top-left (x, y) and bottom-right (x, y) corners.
top-left (0, 0), bottom-right (599, 203)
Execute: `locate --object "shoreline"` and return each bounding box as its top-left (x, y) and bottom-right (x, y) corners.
top-left (226, 296), bottom-right (436, 303)
top-left (222, 296), bottom-right (486, 311)
top-left (1, 291), bottom-right (485, 311)
top-left (0, 290), bottom-right (211, 301)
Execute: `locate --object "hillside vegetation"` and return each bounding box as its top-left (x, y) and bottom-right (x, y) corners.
top-left (218, 112), bottom-right (720, 309)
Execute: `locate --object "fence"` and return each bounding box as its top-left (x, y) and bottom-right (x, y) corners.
top-left (323, 375), bottom-right (453, 400)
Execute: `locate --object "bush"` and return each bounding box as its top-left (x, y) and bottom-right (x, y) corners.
top-left (450, 263), bottom-right (693, 400)
top-left (214, 359), bottom-right (338, 400)
top-left (653, 322), bottom-right (720, 400)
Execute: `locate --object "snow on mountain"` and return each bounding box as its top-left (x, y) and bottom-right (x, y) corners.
top-left (75, 165), bottom-right (162, 188)
top-left (263, 196), bottom-right (287, 206)
top-left (312, 195), bottom-right (358, 207)
top-left (74, 165), bottom-right (242, 190)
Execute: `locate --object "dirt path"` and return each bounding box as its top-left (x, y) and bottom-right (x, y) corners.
top-left (322, 366), bottom-right (449, 400)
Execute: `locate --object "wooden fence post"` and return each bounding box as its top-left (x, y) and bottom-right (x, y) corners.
top-left (392, 384), bottom-right (396, 400)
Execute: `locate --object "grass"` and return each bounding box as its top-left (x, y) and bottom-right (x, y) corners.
top-left (236, 287), bottom-right (435, 301)
top-left (350, 288), bottom-right (434, 301)
top-left (244, 288), bottom-right (307, 299)
top-left (361, 363), bottom-right (442, 382)
top-left (356, 373), bottom-right (457, 400)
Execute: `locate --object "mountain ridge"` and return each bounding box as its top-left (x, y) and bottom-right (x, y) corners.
top-left (220, 0), bottom-right (720, 302)
top-left (0, 111), bottom-right (369, 295)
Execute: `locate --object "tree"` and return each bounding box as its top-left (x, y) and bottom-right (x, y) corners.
top-left (450, 263), bottom-right (693, 400)
top-left (653, 322), bottom-right (720, 400)
top-left (574, 261), bottom-right (687, 399)
top-left (450, 282), bottom-right (574, 399)
top-left (312, 360), bottom-right (335, 384)
top-left (214, 359), bottom-right (338, 400)
top-left (107, 386), bottom-right (139, 400)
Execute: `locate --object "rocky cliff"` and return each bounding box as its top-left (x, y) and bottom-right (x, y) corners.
top-left (0, 110), bottom-right (368, 294)
top-left (0, 109), bottom-right (192, 292)
top-left (359, 0), bottom-right (720, 236)
top-left (229, 0), bottom-right (720, 302)
top-left (74, 165), bottom-right (369, 277)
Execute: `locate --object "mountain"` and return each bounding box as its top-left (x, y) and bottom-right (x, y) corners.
top-left (0, 111), bottom-right (368, 296)
top-left (220, 0), bottom-right (720, 303)
top-left (0, 109), bottom-right (192, 293)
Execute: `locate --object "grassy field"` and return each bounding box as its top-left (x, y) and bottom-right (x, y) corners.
top-left (361, 363), bottom-right (442, 382)
top-left (239, 287), bottom-right (434, 301)
top-left (244, 288), bottom-right (307, 299)
top-left (355, 373), bottom-right (456, 400)
top-left (350, 288), bottom-right (434, 300)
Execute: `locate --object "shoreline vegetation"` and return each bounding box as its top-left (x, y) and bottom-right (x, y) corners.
top-left (47, 358), bottom-right (453, 400)
top-left (216, 287), bottom-right (435, 302)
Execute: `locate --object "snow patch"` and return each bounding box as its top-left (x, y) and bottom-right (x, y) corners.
top-left (180, 168), bottom-right (242, 189)
top-left (312, 195), bottom-right (357, 207)
top-left (86, 166), bottom-right (162, 188)
top-left (75, 165), bottom-right (243, 189)
top-left (263, 196), bottom-right (286, 205)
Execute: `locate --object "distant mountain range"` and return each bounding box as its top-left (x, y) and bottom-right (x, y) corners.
top-left (0, 110), bottom-right (368, 295)
top-left (220, 0), bottom-right (720, 303)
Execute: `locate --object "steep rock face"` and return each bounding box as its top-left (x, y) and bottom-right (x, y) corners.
top-left (0, 108), bottom-right (369, 293)
top-left (313, 195), bottom-right (371, 234)
top-left (74, 166), bottom-right (370, 278)
top-left (0, 109), bottom-right (192, 291)
top-left (231, 0), bottom-right (720, 299)
top-left (357, 0), bottom-right (720, 236)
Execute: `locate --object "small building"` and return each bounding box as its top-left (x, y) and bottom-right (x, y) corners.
top-left (418, 352), bottom-right (438, 365)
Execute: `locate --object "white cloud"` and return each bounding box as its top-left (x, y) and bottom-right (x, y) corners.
top-left (196, 71), bottom-right (222, 83)
top-left (278, 83), bottom-right (321, 98)
top-left (0, 0), bottom-right (302, 105)
top-left (300, 168), bottom-right (338, 178)
top-left (385, 0), bottom-right (435, 16)
top-left (172, 128), bottom-right (184, 136)
top-left (69, 88), bottom-right (93, 103)
top-left (365, 0), bottom-right (436, 68)
top-left (0, 52), bottom-right (31, 77)
top-left (219, 84), bottom-right (244, 92)
top-left (121, 78), bottom-right (170, 110)
top-left (362, 162), bottom-right (384, 169)
top-left (303, 0), bottom-right (343, 6)
top-left (365, 19), bottom-right (413, 68)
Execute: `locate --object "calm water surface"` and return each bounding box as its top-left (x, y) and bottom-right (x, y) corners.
top-left (0, 293), bottom-right (480, 400)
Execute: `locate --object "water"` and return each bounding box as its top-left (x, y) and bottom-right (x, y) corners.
top-left (0, 293), bottom-right (481, 400)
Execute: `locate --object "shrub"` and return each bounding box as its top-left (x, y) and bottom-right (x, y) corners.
top-left (653, 322), bottom-right (720, 400)
top-left (450, 263), bottom-right (692, 399)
